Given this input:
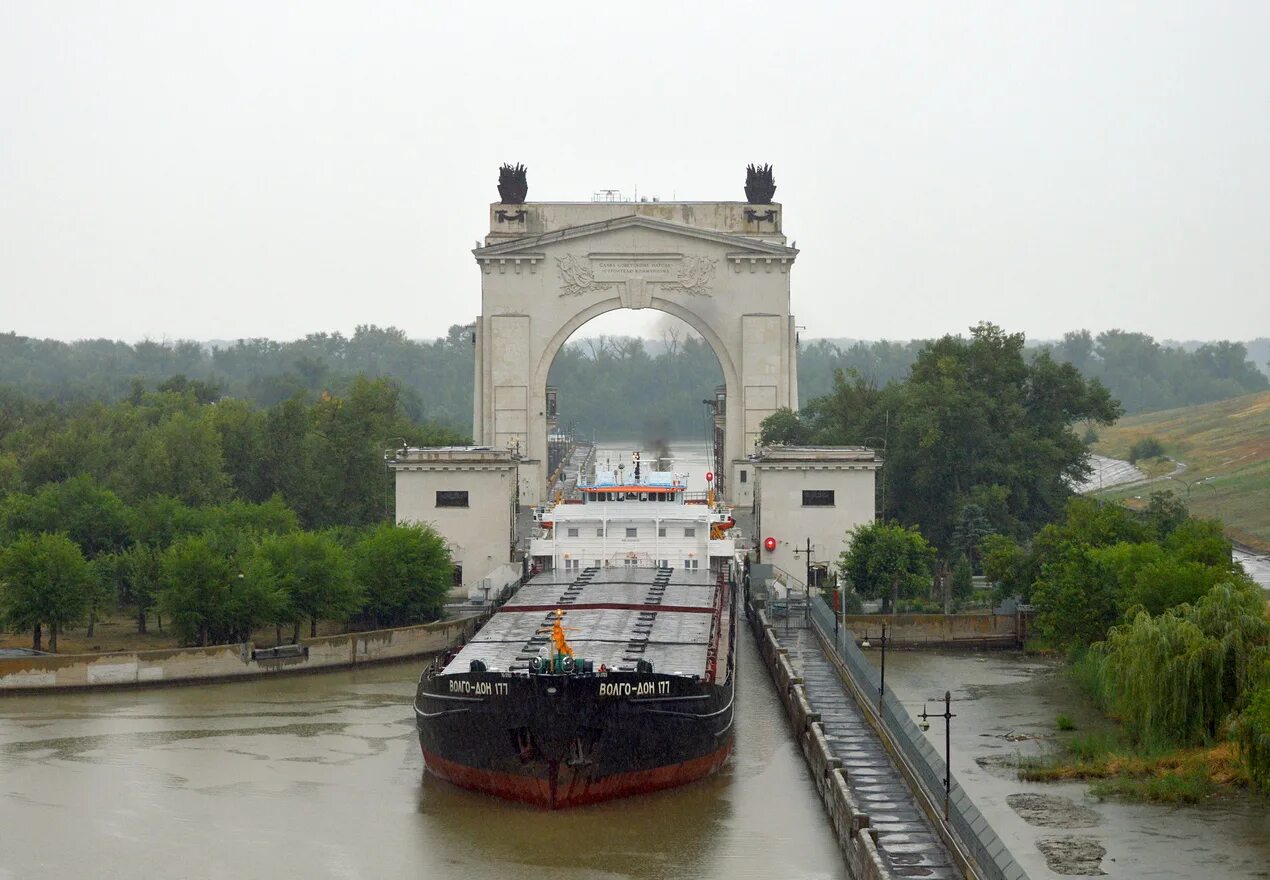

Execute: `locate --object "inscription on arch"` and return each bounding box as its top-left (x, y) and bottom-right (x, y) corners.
top-left (555, 253), bottom-right (716, 297)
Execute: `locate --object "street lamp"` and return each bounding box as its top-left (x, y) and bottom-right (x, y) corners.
top-left (918, 691), bottom-right (957, 820)
top-left (793, 538), bottom-right (815, 623)
top-left (1167, 474), bottom-right (1210, 503)
top-left (859, 623), bottom-right (889, 710)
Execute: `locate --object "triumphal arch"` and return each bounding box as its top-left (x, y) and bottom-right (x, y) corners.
top-left (471, 169), bottom-right (799, 506)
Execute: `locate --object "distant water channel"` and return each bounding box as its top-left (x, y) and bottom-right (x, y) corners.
top-left (0, 439), bottom-right (848, 880)
top-left (868, 649), bottom-right (1270, 879)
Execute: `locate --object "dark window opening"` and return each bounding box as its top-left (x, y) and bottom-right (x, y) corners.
top-left (436, 490), bottom-right (469, 508)
top-left (452, 564), bottom-right (463, 586)
top-left (740, 470), bottom-right (748, 483)
top-left (802, 490), bottom-right (835, 507)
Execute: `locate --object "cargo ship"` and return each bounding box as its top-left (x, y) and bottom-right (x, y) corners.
top-left (415, 460), bottom-right (738, 808)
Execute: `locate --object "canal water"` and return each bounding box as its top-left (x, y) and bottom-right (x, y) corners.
top-left (870, 649), bottom-right (1270, 879)
top-left (0, 438), bottom-right (847, 880)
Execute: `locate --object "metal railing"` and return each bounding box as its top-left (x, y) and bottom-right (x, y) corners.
top-left (809, 596), bottom-right (1030, 880)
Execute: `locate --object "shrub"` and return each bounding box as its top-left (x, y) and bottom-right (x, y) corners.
top-left (1128, 436), bottom-right (1165, 464)
top-left (1056, 714), bottom-right (1076, 731)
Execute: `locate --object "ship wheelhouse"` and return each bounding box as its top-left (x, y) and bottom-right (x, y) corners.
top-left (529, 467), bottom-right (736, 574)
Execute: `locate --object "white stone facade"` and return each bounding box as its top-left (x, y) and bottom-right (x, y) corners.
top-left (388, 447), bottom-right (518, 594)
top-left (471, 201), bottom-right (800, 506)
top-left (753, 446), bottom-right (882, 583)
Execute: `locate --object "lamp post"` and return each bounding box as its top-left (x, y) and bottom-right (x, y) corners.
top-left (793, 538), bottom-right (815, 623)
top-left (859, 623), bottom-right (888, 709)
top-left (918, 691), bottom-right (956, 820)
top-left (1167, 474), bottom-right (1209, 503)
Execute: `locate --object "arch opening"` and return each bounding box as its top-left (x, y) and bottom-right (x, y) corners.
top-left (541, 304), bottom-right (730, 496)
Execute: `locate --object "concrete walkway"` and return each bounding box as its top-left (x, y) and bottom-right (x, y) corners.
top-left (769, 614), bottom-right (961, 879)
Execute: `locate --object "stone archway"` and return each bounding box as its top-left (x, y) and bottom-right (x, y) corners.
top-left (471, 202), bottom-right (799, 506)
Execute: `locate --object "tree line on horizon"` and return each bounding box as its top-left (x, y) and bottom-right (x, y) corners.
top-left (1, 325), bottom-right (1265, 440)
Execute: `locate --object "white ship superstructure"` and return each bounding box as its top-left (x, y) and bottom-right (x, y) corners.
top-left (529, 460), bottom-right (736, 573)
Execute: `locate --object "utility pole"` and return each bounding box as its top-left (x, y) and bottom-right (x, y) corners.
top-left (793, 538), bottom-right (814, 621)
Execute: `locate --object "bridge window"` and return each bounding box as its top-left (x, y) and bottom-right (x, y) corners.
top-left (625, 527), bottom-right (638, 538)
top-left (567, 527), bottom-right (579, 538)
top-left (596, 527), bottom-right (604, 537)
top-left (684, 527), bottom-right (696, 538)
top-left (658, 527), bottom-right (667, 537)
top-left (683, 559), bottom-right (699, 570)
top-left (436, 491), bottom-right (469, 508)
top-left (802, 490), bottom-right (835, 507)
top-left (740, 469), bottom-right (748, 483)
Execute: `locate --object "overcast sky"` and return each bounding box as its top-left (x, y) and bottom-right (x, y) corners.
top-left (2, 2), bottom-right (1267, 346)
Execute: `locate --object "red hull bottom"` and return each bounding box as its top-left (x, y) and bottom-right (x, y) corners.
top-left (422, 740), bottom-right (733, 809)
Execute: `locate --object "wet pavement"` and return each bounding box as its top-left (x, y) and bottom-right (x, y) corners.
top-left (869, 650), bottom-right (1270, 879)
top-left (778, 617), bottom-right (960, 878)
top-left (0, 610), bottom-right (847, 880)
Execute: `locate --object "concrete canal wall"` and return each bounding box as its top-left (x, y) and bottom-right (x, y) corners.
top-left (751, 605), bottom-right (896, 880)
top-left (842, 612), bottom-right (1024, 648)
top-left (0, 615), bottom-right (482, 692)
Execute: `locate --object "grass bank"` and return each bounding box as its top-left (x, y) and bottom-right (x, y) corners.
top-left (1020, 732), bottom-right (1251, 804)
top-left (1092, 390), bottom-right (1270, 551)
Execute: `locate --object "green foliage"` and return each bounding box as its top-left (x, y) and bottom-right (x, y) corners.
top-left (1056, 714), bottom-right (1076, 731)
top-left (980, 533), bottom-right (1036, 601)
top-left (0, 532), bottom-right (95, 652)
top-left (950, 504), bottom-right (993, 571)
top-left (802, 324), bottom-right (1122, 552)
top-left (1128, 436), bottom-right (1165, 463)
top-left (950, 555), bottom-right (974, 606)
top-left (1096, 581), bottom-right (1269, 749)
top-left (353, 523), bottom-right (452, 627)
top-left (547, 334), bottom-right (723, 440)
top-left (157, 535), bottom-right (285, 646)
top-left (253, 531), bottom-right (360, 637)
top-left (758, 408), bottom-right (810, 446)
top-left (1032, 545), bottom-right (1121, 648)
top-left (1234, 684), bottom-right (1270, 789)
top-left (0, 475), bottom-right (132, 558)
top-left (839, 521), bottom-right (935, 612)
top-left (1025, 497), bottom-right (1245, 648)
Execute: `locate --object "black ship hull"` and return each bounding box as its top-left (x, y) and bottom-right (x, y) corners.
top-left (416, 571), bottom-right (737, 808)
top-left (416, 669), bottom-right (734, 808)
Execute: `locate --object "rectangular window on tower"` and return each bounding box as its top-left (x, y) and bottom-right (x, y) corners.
top-left (740, 470), bottom-right (748, 483)
top-left (435, 491), bottom-right (469, 508)
top-left (802, 490), bottom-right (835, 507)
top-left (625, 527), bottom-right (638, 538)
top-left (567, 528), bottom-right (579, 538)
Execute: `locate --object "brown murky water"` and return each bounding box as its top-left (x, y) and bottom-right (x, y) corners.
top-left (871, 649), bottom-right (1270, 879)
top-left (0, 620), bottom-right (846, 880)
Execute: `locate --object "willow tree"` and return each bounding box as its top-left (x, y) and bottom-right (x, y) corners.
top-left (1097, 580), bottom-right (1269, 748)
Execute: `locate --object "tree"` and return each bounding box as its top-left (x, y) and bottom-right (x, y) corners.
top-left (158, 536), bottom-right (231, 647)
top-left (353, 523), bottom-right (452, 627)
top-left (0, 533), bottom-right (94, 652)
top-left (117, 543), bottom-right (163, 634)
top-left (803, 324), bottom-right (1121, 550)
top-left (951, 555), bottom-right (974, 607)
top-left (157, 534), bottom-right (284, 646)
top-left (950, 503), bottom-right (993, 572)
top-left (254, 531), bottom-right (360, 638)
top-left (839, 521), bottom-right (936, 613)
top-left (758, 408), bottom-right (810, 445)
top-left (0, 475), bottom-right (132, 559)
